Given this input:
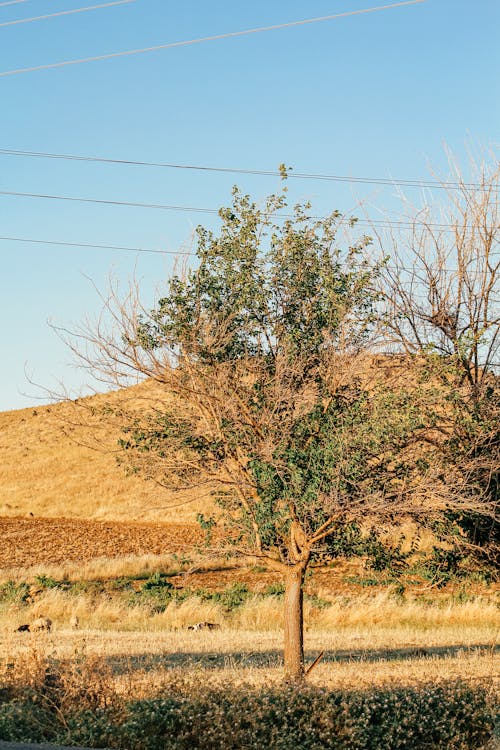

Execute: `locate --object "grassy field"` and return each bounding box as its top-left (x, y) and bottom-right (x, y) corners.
top-left (1, 600), bottom-right (498, 748)
top-left (1, 624), bottom-right (498, 691)
top-left (0, 549), bottom-right (498, 748)
top-left (1, 561), bottom-right (498, 690)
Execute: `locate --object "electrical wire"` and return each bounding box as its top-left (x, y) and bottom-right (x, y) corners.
top-left (0, 0), bottom-right (31, 7)
top-left (0, 0), bottom-right (426, 77)
top-left (0, 188), bottom-right (219, 214)
top-left (0, 188), bottom-right (479, 233)
top-left (0, 234), bottom-right (175, 254)
top-left (0, 0), bottom-right (134, 28)
top-left (0, 187), bottom-right (489, 232)
top-left (0, 236), bottom-right (496, 277)
top-left (1, 147), bottom-right (493, 192)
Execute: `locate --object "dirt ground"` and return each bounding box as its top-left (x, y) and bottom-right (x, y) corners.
top-left (0, 517), bottom-right (202, 568)
top-left (1, 517), bottom-right (498, 599)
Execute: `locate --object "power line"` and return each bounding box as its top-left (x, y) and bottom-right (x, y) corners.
top-left (0, 234), bottom-right (175, 254)
top-left (1, 147), bottom-right (494, 192)
top-left (0, 187), bottom-right (485, 232)
top-left (1, 236), bottom-right (496, 276)
top-left (0, 0), bottom-right (426, 77)
top-left (0, 0), bottom-right (134, 28)
top-left (0, 0), bottom-right (30, 7)
top-left (0, 188), bottom-right (219, 214)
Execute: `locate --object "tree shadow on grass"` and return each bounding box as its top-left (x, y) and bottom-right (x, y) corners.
top-left (102, 642), bottom-right (498, 675)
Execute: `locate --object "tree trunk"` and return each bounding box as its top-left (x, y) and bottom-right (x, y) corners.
top-left (284, 562), bottom-right (307, 682)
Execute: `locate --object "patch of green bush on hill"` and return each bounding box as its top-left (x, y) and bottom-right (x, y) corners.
top-left (0, 581), bottom-right (30, 605)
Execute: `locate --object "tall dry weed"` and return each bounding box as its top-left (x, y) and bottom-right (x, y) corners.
top-left (1, 587), bottom-right (498, 634)
top-left (314, 591), bottom-right (500, 630)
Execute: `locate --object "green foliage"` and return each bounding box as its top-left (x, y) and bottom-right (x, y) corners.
top-left (140, 572), bottom-right (174, 591)
top-left (0, 580), bottom-right (30, 605)
top-left (60, 709), bottom-right (116, 749)
top-left (0, 700), bottom-right (57, 744)
top-left (425, 363), bottom-right (499, 571)
top-left (34, 574), bottom-right (61, 589)
top-left (412, 541), bottom-right (497, 586)
top-left (118, 186), bottom-right (423, 567)
top-left (343, 577), bottom-right (390, 587)
top-left (106, 183), bottom-right (496, 630)
top-left (129, 573), bottom-right (176, 613)
top-left (304, 592), bottom-right (331, 610)
top-left (0, 680), bottom-right (494, 749)
top-left (416, 548), bottom-right (465, 587)
top-left (263, 582), bottom-right (286, 597)
top-left (68, 579), bottom-right (107, 596)
top-left (364, 534), bottom-right (409, 574)
top-left (109, 576), bottom-right (137, 591)
top-left (192, 582), bottom-right (251, 611)
top-left (196, 513), bottom-right (216, 545)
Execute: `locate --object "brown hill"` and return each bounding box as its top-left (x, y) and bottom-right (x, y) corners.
top-left (0, 382), bottom-right (208, 522)
top-left (0, 356), bottom-right (467, 525)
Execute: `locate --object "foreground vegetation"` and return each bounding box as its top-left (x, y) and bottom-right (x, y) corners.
top-left (0, 653), bottom-right (496, 750)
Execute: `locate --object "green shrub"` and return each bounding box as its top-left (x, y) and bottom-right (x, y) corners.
top-left (103, 682), bottom-right (494, 750)
top-left (34, 574), bottom-right (62, 590)
top-left (0, 700), bottom-right (56, 744)
top-left (128, 572), bottom-right (176, 613)
top-left (60, 708), bottom-right (118, 749)
top-left (263, 583), bottom-right (286, 597)
top-left (192, 582), bottom-right (252, 611)
top-left (0, 580), bottom-right (30, 605)
top-left (0, 679), bottom-right (493, 750)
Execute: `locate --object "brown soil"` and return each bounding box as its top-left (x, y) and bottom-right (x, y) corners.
top-left (0, 517), bottom-right (202, 568)
top-left (1, 517), bottom-right (497, 598)
top-left (0, 517), bottom-right (352, 591)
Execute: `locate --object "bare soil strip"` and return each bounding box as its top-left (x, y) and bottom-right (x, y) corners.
top-left (0, 517), bottom-right (202, 568)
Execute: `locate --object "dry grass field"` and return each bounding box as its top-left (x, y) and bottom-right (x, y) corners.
top-left (1, 623), bottom-right (498, 694)
top-left (1, 516), bottom-right (498, 695)
top-left (1, 542), bottom-right (498, 692)
top-left (1, 573), bottom-right (498, 695)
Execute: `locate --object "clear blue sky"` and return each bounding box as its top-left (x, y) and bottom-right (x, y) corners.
top-left (0, 0), bottom-right (498, 410)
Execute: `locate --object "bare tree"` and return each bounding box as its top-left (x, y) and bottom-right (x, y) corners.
top-left (377, 149), bottom-right (499, 565)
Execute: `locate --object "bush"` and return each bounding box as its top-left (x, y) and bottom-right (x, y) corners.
top-left (128, 572), bottom-right (176, 613)
top-left (108, 683), bottom-right (494, 750)
top-left (186, 582), bottom-right (252, 612)
top-left (34, 574), bottom-right (63, 590)
top-left (0, 675), bottom-right (494, 749)
top-left (0, 700), bottom-right (57, 744)
top-left (0, 580), bottom-right (30, 605)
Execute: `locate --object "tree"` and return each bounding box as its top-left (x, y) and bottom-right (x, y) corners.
top-left (377, 150), bottom-right (499, 570)
top-left (64, 183), bottom-right (492, 681)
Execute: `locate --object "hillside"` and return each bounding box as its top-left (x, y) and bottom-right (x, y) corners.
top-left (0, 382), bottom-right (208, 522)
top-left (0, 358), bottom-right (485, 529)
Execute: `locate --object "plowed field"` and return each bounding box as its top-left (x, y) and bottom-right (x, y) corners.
top-left (0, 517), bottom-right (202, 568)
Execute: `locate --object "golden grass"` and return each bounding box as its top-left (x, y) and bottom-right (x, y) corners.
top-left (1, 622), bottom-right (497, 694)
top-left (313, 591), bottom-right (500, 629)
top-left (1, 579), bottom-right (497, 703)
top-left (0, 552), bottom-right (183, 584)
top-left (1, 588), bottom-right (498, 633)
top-left (0, 382), bottom-right (208, 522)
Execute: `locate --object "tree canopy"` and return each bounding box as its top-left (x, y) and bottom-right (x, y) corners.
top-left (66, 176), bottom-right (498, 680)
